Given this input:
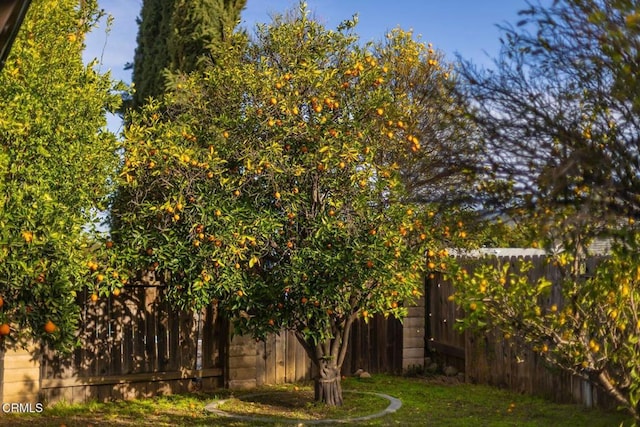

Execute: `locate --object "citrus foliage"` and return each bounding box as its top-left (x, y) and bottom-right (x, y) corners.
top-left (453, 0), bottom-right (640, 421)
top-left (108, 5), bottom-right (468, 404)
top-left (453, 234), bottom-right (640, 421)
top-left (0, 0), bottom-right (121, 351)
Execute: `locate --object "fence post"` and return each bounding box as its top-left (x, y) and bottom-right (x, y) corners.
top-left (226, 326), bottom-right (257, 390)
top-left (402, 294), bottom-right (425, 371)
top-left (1, 341), bottom-right (41, 404)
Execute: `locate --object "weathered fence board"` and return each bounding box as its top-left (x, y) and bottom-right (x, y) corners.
top-left (342, 314), bottom-right (404, 375)
top-left (38, 285), bottom-right (227, 403)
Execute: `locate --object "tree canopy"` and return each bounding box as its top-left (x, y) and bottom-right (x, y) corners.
top-left (454, 0), bottom-right (640, 421)
top-left (0, 0), bottom-right (121, 352)
top-left (107, 5), bottom-right (471, 405)
top-left (130, 0), bottom-right (246, 107)
top-left (459, 0), bottom-right (640, 248)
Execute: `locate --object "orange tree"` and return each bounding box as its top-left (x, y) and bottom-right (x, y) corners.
top-left (108, 5), bottom-right (468, 405)
top-left (452, 0), bottom-right (640, 422)
top-left (0, 0), bottom-right (122, 352)
top-left (452, 231), bottom-right (640, 423)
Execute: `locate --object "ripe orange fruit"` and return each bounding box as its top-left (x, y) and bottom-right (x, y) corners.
top-left (0, 323), bottom-right (10, 336)
top-left (268, 319), bottom-right (275, 326)
top-left (274, 191), bottom-right (281, 200)
top-left (90, 293), bottom-right (98, 302)
top-left (237, 290), bottom-right (244, 297)
top-left (44, 320), bottom-right (56, 334)
top-left (105, 241), bottom-right (114, 249)
top-left (21, 230), bottom-right (34, 243)
top-left (96, 274), bottom-right (105, 282)
top-left (0, 296), bottom-right (3, 308)
top-left (300, 297), bottom-right (308, 304)
top-left (366, 260), bottom-right (374, 268)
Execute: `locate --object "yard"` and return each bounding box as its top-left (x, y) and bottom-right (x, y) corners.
top-left (1, 374), bottom-right (630, 426)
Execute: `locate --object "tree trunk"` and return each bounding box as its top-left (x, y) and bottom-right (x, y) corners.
top-left (314, 360), bottom-right (343, 406)
top-left (294, 313), bottom-right (357, 407)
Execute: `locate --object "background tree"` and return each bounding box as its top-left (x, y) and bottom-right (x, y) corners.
top-left (130, 0), bottom-right (175, 107)
top-left (453, 0), bottom-right (640, 421)
top-left (0, 0), bottom-right (121, 352)
top-left (108, 5), bottom-right (469, 406)
top-left (459, 0), bottom-right (640, 245)
top-left (130, 0), bottom-right (246, 108)
top-left (379, 40), bottom-right (478, 208)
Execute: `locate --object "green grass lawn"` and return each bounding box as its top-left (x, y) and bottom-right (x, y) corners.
top-left (0, 374), bottom-right (631, 426)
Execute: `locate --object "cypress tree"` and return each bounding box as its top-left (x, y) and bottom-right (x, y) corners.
top-left (131, 0), bottom-right (246, 107)
top-left (130, 0), bottom-right (176, 107)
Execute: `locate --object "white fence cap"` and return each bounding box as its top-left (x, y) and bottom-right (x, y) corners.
top-left (448, 248), bottom-right (547, 258)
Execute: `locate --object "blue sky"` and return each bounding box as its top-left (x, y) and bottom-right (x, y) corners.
top-left (84, 1), bottom-right (537, 130)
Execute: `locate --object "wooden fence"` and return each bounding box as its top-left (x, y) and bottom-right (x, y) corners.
top-left (4, 250), bottom-right (621, 409)
top-left (39, 285), bottom-right (227, 403)
top-left (1, 284), bottom-right (415, 403)
top-left (427, 252), bottom-right (614, 409)
top-left (229, 308), bottom-right (411, 390)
